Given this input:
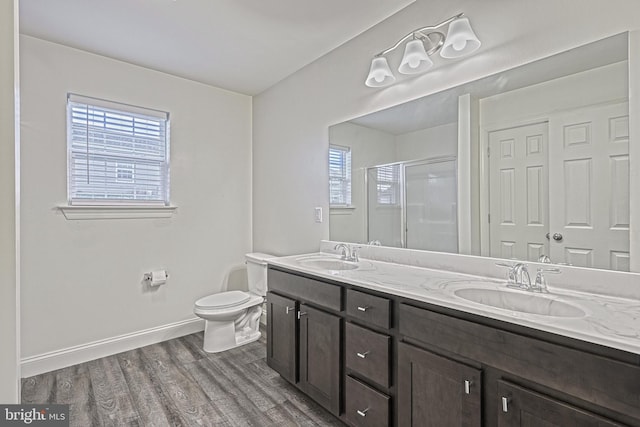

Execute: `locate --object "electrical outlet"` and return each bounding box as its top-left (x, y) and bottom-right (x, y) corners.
top-left (314, 207), bottom-right (323, 223)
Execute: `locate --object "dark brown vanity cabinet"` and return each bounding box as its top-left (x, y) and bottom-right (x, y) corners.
top-left (397, 342), bottom-right (482, 427)
top-left (399, 303), bottom-right (640, 427)
top-left (267, 266), bottom-right (640, 427)
top-left (266, 268), bottom-right (343, 417)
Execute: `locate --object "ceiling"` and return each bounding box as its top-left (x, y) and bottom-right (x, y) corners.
top-left (19, 0), bottom-right (414, 95)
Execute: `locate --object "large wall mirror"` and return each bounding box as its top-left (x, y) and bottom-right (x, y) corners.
top-left (329, 33), bottom-right (634, 273)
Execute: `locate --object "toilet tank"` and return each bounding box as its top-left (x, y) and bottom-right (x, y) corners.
top-left (245, 252), bottom-right (274, 296)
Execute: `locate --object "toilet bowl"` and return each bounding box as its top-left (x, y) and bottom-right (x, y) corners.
top-left (194, 252), bottom-right (273, 353)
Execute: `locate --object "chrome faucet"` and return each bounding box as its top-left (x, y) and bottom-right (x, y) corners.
top-left (496, 262), bottom-right (531, 290)
top-left (511, 263), bottom-right (531, 290)
top-left (334, 243), bottom-right (359, 262)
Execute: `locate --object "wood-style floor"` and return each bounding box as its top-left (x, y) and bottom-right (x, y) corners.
top-left (21, 330), bottom-right (343, 427)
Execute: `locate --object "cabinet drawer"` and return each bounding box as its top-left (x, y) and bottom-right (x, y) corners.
top-left (345, 376), bottom-right (390, 427)
top-left (346, 322), bottom-right (390, 388)
top-left (268, 268), bottom-right (341, 311)
top-left (346, 289), bottom-right (391, 329)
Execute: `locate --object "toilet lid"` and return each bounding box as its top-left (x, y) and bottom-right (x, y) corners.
top-left (195, 291), bottom-right (251, 309)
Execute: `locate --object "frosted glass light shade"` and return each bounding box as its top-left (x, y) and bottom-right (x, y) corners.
top-left (440, 17), bottom-right (481, 59)
top-left (365, 57), bottom-right (396, 87)
top-left (398, 39), bottom-right (433, 75)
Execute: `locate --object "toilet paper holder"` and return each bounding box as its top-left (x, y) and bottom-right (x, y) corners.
top-left (143, 270), bottom-right (169, 283)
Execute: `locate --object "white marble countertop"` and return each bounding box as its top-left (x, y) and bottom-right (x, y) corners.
top-left (269, 252), bottom-right (640, 356)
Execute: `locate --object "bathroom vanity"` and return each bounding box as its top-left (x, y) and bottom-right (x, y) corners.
top-left (265, 252), bottom-right (640, 427)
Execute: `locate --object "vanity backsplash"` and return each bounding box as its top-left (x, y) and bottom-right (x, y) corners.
top-left (320, 240), bottom-right (640, 300)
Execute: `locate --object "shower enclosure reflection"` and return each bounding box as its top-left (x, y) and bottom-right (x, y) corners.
top-left (366, 158), bottom-right (457, 252)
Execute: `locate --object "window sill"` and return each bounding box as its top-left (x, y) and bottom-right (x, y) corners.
top-left (330, 206), bottom-right (356, 216)
top-left (58, 205), bottom-right (177, 220)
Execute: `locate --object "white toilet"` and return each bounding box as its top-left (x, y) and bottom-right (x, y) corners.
top-left (194, 252), bottom-right (273, 353)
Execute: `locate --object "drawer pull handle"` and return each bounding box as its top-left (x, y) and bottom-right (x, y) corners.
top-left (297, 311), bottom-right (307, 320)
top-left (464, 380), bottom-right (472, 394)
top-left (501, 396), bottom-right (510, 413)
top-left (357, 408), bottom-right (369, 417)
top-left (357, 306), bottom-right (370, 312)
top-left (356, 351), bottom-right (370, 359)
top-left (285, 306), bottom-right (295, 314)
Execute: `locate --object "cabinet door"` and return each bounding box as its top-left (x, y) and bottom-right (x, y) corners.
top-left (266, 292), bottom-right (297, 384)
top-left (299, 303), bottom-right (341, 416)
top-left (497, 380), bottom-right (626, 427)
top-left (398, 342), bottom-right (481, 427)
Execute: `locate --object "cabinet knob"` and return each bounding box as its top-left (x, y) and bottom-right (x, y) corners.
top-left (464, 380), bottom-right (472, 394)
top-left (357, 306), bottom-right (370, 312)
top-left (501, 396), bottom-right (510, 413)
top-left (356, 408), bottom-right (369, 417)
top-left (297, 311), bottom-right (307, 320)
top-left (285, 306), bottom-right (295, 314)
top-left (356, 351), bottom-right (370, 359)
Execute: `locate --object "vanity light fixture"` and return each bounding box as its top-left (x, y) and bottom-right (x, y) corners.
top-left (365, 13), bottom-right (481, 87)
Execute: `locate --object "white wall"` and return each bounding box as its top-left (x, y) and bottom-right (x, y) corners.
top-left (329, 122), bottom-right (395, 243)
top-left (0, 0), bottom-right (20, 402)
top-left (395, 122), bottom-right (457, 162)
top-left (20, 36), bottom-right (252, 360)
top-left (253, 0), bottom-right (640, 256)
top-left (480, 61), bottom-right (628, 127)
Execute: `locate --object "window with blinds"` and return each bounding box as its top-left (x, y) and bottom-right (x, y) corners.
top-left (376, 164), bottom-right (400, 205)
top-left (67, 94), bottom-right (170, 205)
top-left (329, 145), bottom-right (352, 206)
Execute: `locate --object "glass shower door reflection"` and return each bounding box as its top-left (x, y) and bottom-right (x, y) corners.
top-left (367, 164), bottom-right (403, 247)
top-left (405, 159), bottom-right (458, 253)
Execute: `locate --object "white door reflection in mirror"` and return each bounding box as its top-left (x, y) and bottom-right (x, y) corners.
top-left (548, 102), bottom-right (629, 271)
top-left (488, 102), bottom-right (630, 271)
top-left (489, 122), bottom-right (549, 262)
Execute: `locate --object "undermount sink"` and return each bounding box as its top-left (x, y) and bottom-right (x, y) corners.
top-left (453, 288), bottom-right (586, 318)
top-left (299, 258), bottom-right (359, 271)
top-left (295, 255), bottom-right (361, 271)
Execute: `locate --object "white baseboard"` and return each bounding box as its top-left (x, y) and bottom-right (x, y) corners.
top-left (21, 317), bottom-right (204, 378)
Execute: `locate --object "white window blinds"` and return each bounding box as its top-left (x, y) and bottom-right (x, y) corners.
top-left (67, 94), bottom-right (170, 205)
top-left (329, 145), bottom-right (352, 206)
top-left (376, 164), bottom-right (400, 205)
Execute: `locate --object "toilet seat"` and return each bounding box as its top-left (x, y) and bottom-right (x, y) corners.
top-left (195, 290), bottom-right (250, 310)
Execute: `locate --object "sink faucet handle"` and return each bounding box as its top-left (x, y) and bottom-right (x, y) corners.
top-left (532, 267), bottom-right (558, 292)
top-left (350, 246), bottom-right (362, 262)
top-left (537, 254), bottom-right (552, 263)
top-left (495, 262), bottom-right (516, 268)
